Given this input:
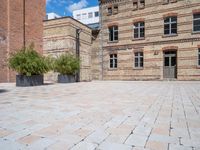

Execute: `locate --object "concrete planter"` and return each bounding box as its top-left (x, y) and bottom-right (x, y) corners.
top-left (16, 75), bottom-right (44, 87)
top-left (58, 74), bottom-right (75, 83)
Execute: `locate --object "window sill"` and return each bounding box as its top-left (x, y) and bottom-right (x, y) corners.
top-left (132, 37), bottom-right (145, 41)
top-left (133, 67), bottom-right (144, 70)
top-left (108, 68), bottom-right (118, 71)
top-left (192, 31), bottom-right (200, 35)
top-left (107, 41), bottom-right (118, 44)
top-left (162, 34), bottom-right (178, 38)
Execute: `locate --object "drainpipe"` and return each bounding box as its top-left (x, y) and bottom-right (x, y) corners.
top-left (99, 2), bottom-right (104, 80)
top-left (23, 0), bottom-right (26, 48)
top-left (76, 28), bottom-right (82, 82)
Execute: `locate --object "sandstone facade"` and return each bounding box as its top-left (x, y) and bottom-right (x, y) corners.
top-left (0, 0), bottom-right (45, 82)
top-left (98, 0), bottom-right (200, 80)
top-left (43, 17), bottom-right (92, 82)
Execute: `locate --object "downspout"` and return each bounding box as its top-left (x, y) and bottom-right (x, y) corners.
top-left (99, 2), bottom-right (104, 80)
top-left (23, 0), bottom-right (26, 47)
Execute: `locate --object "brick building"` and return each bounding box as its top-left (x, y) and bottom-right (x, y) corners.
top-left (96, 0), bottom-right (200, 80)
top-left (0, 0), bottom-right (46, 82)
top-left (43, 17), bottom-right (92, 82)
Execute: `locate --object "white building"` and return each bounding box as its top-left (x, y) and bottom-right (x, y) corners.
top-left (46, 12), bottom-right (61, 20)
top-left (73, 6), bottom-right (99, 29)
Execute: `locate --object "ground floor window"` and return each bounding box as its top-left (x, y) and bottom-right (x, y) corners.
top-left (110, 54), bottom-right (117, 69)
top-left (134, 52), bottom-right (143, 68)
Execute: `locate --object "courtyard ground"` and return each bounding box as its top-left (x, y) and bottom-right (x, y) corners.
top-left (0, 81), bottom-right (200, 150)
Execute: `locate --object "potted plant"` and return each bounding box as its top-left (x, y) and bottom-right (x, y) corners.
top-left (54, 53), bottom-right (80, 83)
top-left (8, 44), bottom-right (51, 86)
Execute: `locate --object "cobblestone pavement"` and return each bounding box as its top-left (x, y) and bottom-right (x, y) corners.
top-left (0, 81), bottom-right (200, 150)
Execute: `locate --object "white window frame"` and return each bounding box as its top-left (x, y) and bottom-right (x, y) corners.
top-left (133, 22), bottom-right (145, 38)
top-left (193, 13), bottom-right (200, 32)
top-left (110, 54), bottom-right (118, 69)
top-left (164, 16), bottom-right (177, 35)
top-left (109, 26), bottom-right (118, 42)
top-left (134, 52), bottom-right (144, 68)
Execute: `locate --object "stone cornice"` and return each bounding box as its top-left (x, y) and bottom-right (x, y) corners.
top-left (99, 0), bottom-right (125, 5)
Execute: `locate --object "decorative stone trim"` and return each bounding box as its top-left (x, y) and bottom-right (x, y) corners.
top-left (162, 46), bottom-right (178, 51)
top-left (107, 23), bottom-right (119, 27)
top-left (163, 12), bottom-right (178, 18)
top-left (192, 9), bottom-right (200, 14)
top-left (133, 18), bottom-right (145, 23)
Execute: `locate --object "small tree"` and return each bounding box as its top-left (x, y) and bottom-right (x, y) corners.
top-left (54, 53), bottom-right (80, 75)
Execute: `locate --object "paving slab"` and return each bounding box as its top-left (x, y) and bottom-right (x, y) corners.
top-left (0, 81), bottom-right (200, 149)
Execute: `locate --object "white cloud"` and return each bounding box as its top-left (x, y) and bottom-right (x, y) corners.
top-left (67, 0), bottom-right (88, 13)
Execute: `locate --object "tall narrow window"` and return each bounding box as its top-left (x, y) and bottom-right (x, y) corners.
top-left (135, 52), bottom-right (143, 68)
top-left (139, 0), bottom-right (145, 9)
top-left (198, 48), bottom-right (200, 66)
top-left (164, 16), bottom-right (177, 35)
top-left (108, 7), bottom-right (112, 15)
top-left (134, 22), bottom-right (145, 38)
top-left (109, 26), bottom-right (118, 42)
top-left (133, 0), bottom-right (138, 10)
top-left (193, 13), bottom-right (200, 32)
top-left (95, 11), bottom-right (99, 17)
top-left (113, 5), bottom-right (118, 14)
top-left (110, 54), bottom-right (118, 69)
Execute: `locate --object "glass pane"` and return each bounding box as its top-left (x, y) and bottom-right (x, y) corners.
top-left (164, 18), bottom-right (170, 23)
top-left (164, 29), bottom-right (170, 35)
top-left (140, 22), bottom-right (144, 27)
top-left (171, 57), bottom-right (176, 66)
top-left (194, 26), bottom-right (200, 31)
top-left (134, 23), bottom-right (139, 28)
top-left (171, 17), bottom-right (177, 22)
top-left (134, 32), bottom-right (139, 38)
top-left (171, 28), bottom-right (177, 34)
top-left (165, 57), bottom-right (170, 66)
top-left (114, 59), bottom-right (117, 68)
top-left (114, 31), bottom-right (118, 40)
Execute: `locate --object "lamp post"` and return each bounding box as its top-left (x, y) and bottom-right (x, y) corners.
top-left (76, 28), bottom-right (82, 82)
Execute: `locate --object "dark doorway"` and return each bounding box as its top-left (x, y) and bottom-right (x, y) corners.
top-left (163, 51), bottom-right (177, 79)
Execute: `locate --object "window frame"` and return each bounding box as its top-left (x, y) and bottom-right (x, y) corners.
top-left (193, 13), bottom-right (200, 32)
top-left (110, 54), bottom-right (118, 69)
top-left (108, 25), bottom-right (118, 42)
top-left (94, 11), bottom-right (99, 17)
top-left (164, 16), bottom-right (177, 35)
top-left (198, 48), bottom-right (200, 66)
top-left (134, 52), bottom-right (144, 68)
top-left (88, 12), bottom-right (93, 18)
top-left (133, 21), bottom-right (145, 39)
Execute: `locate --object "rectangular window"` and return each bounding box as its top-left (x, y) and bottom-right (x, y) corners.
top-left (110, 54), bottom-right (117, 69)
top-left (134, 22), bottom-right (145, 38)
top-left (113, 5), bottom-right (118, 14)
top-left (82, 13), bottom-right (87, 19)
top-left (193, 13), bottom-right (200, 32)
top-left (108, 7), bottom-right (112, 15)
top-left (76, 14), bottom-right (81, 20)
top-left (134, 52), bottom-right (144, 68)
top-left (164, 16), bottom-right (177, 35)
top-left (88, 12), bottom-right (93, 18)
top-left (95, 11), bottom-right (99, 17)
top-left (139, 0), bottom-right (145, 9)
top-left (133, 0), bottom-right (138, 10)
top-left (109, 26), bottom-right (118, 42)
top-left (198, 48), bottom-right (200, 66)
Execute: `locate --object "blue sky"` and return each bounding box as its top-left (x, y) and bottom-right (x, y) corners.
top-left (46, 0), bottom-right (98, 17)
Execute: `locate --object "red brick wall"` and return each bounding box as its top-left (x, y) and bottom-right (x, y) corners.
top-left (0, 0), bottom-right (46, 82)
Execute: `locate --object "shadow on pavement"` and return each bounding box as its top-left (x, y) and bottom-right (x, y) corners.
top-left (0, 89), bottom-right (8, 94)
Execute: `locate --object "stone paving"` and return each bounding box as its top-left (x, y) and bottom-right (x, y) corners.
top-left (0, 81), bottom-right (200, 150)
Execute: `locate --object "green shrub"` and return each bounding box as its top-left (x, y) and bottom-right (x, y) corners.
top-left (8, 44), bottom-right (51, 76)
top-left (54, 53), bottom-right (80, 75)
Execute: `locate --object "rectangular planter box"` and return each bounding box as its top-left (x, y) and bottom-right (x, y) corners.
top-left (58, 74), bottom-right (75, 83)
top-left (16, 75), bottom-right (44, 87)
